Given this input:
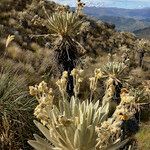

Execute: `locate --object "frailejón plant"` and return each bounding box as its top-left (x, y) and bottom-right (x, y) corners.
top-left (28, 67), bottom-right (138, 150)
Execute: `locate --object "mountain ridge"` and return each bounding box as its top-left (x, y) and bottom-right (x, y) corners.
top-left (98, 15), bottom-right (150, 32)
top-left (82, 7), bottom-right (150, 19)
top-left (80, 6), bottom-right (150, 38)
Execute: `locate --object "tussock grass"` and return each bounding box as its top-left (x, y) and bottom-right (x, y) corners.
top-left (0, 67), bottom-right (37, 149)
top-left (136, 122), bottom-right (150, 150)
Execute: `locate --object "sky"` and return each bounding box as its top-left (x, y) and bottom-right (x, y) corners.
top-left (54, 0), bottom-right (150, 9)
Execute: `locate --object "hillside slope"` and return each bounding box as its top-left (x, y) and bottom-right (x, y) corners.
top-left (134, 27), bottom-right (150, 39)
top-left (0, 0), bottom-right (138, 57)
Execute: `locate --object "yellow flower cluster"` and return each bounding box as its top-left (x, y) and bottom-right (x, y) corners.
top-left (89, 68), bottom-right (103, 91)
top-left (71, 68), bottom-right (83, 98)
top-left (89, 68), bottom-right (103, 101)
top-left (120, 89), bottom-right (135, 104)
top-left (76, 0), bottom-right (85, 15)
top-left (96, 120), bottom-right (121, 149)
top-left (114, 94), bottom-right (137, 121)
top-left (5, 35), bottom-right (15, 48)
top-left (96, 88), bottom-right (137, 149)
top-left (56, 71), bottom-right (68, 100)
top-left (29, 81), bottom-right (54, 125)
top-left (56, 115), bottom-right (73, 127)
top-left (105, 77), bottom-right (115, 97)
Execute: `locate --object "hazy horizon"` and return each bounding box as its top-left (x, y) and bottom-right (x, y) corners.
top-left (54, 0), bottom-right (150, 9)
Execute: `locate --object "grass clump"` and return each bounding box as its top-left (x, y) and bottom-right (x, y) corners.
top-left (136, 122), bottom-right (150, 150)
top-left (0, 67), bottom-right (37, 149)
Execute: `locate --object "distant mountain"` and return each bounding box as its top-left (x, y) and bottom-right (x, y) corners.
top-left (98, 16), bottom-right (150, 32)
top-left (76, 7), bottom-right (150, 32)
top-left (134, 27), bottom-right (150, 39)
top-left (83, 7), bottom-right (150, 19)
